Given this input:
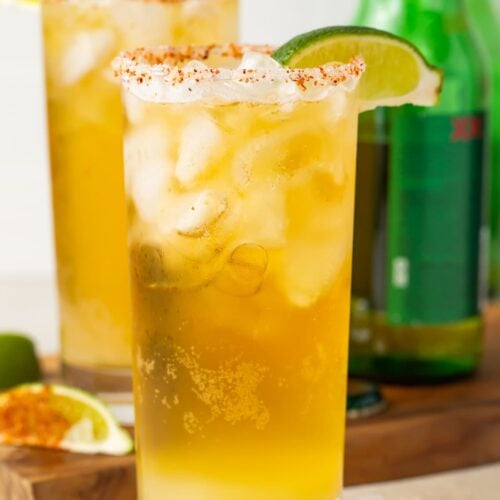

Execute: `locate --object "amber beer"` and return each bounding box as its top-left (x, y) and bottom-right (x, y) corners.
top-left (42, 0), bottom-right (238, 395)
top-left (116, 44), bottom-right (364, 498)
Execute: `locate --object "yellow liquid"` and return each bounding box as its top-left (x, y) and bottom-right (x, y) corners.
top-left (126, 95), bottom-right (359, 498)
top-left (42, 0), bottom-right (238, 373)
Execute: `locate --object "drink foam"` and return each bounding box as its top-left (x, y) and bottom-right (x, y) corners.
top-left (113, 44), bottom-right (365, 104)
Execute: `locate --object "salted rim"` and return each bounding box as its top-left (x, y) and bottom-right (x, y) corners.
top-left (113, 44), bottom-right (366, 104)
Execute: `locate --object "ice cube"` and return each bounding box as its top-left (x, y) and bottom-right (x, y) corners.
top-left (131, 243), bottom-right (224, 291)
top-left (238, 185), bottom-right (287, 248)
top-left (175, 114), bottom-right (224, 187)
top-left (175, 190), bottom-right (228, 238)
top-left (331, 161), bottom-right (348, 186)
top-left (327, 90), bottom-right (349, 120)
top-left (130, 162), bottom-right (170, 223)
top-left (124, 124), bottom-right (171, 180)
top-left (59, 29), bottom-right (116, 86)
top-left (232, 123), bottom-right (322, 191)
top-left (232, 133), bottom-right (286, 189)
top-left (110, 4), bottom-right (172, 48)
top-left (147, 187), bottom-right (240, 276)
top-left (239, 52), bottom-right (283, 71)
top-left (279, 177), bottom-right (354, 308)
top-left (182, 1), bottom-right (218, 18)
top-left (281, 237), bottom-right (350, 308)
top-left (123, 92), bottom-right (146, 125)
top-left (124, 124), bottom-right (173, 223)
top-left (131, 245), bottom-right (166, 288)
top-left (214, 244), bottom-right (269, 297)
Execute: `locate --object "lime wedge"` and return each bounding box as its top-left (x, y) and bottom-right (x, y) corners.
top-left (0, 333), bottom-right (41, 391)
top-left (273, 26), bottom-right (443, 111)
top-left (0, 384), bottom-right (133, 455)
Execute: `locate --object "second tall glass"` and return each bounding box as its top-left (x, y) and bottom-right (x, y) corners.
top-left (42, 0), bottom-right (238, 400)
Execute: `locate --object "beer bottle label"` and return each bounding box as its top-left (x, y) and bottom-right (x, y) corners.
top-left (387, 110), bottom-right (485, 325)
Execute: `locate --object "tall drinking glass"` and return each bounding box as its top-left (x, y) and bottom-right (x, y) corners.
top-left (116, 45), bottom-right (364, 498)
top-left (41, 0), bottom-right (238, 402)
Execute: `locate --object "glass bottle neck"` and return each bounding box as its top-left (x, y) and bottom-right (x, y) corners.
top-left (356, 0), bottom-right (467, 17)
top-left (355, 0), bottom-right (469, 35)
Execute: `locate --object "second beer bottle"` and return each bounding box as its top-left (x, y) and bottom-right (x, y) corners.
top-left (350, 0), bottom-right (487, 382)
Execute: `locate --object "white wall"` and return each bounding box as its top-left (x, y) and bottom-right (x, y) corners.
top-left (0, 5), bottom-right (51, 279)
top-left (241, 0), bottom-right (358, 44)
top-left (0, 0), bottom-right (358, 352)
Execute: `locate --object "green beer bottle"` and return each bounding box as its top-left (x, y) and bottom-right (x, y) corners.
top-left (350, 0), bottom-right (487, 382)
top-left (466, 0), bottom-right (500, 296)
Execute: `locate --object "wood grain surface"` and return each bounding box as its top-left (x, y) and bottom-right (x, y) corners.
top-left (0, 446), bottom-right (136, 500)
top-left (2, 306), bottom-right (500, 498)
top-left (345, 304), bottom-right (500, 485)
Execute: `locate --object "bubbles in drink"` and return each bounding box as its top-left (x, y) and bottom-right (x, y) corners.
top-left (214, 244), bottom-right (269, 297)
top-left (172, 345), bottom-right (270, 430)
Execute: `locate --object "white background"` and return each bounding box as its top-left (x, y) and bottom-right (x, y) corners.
top-left (0, 0), bottom-right (358, 352)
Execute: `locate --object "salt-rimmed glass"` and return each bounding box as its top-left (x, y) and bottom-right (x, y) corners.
top-left (115, 44), bottom-right (364, 498)
top-left (41, 0), bottom-right (238, 413)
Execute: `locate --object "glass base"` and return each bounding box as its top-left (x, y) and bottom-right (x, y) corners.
top-left (62, 361), bottom-right (134, 425)
top-left (347, 379), bottom-right (387, 420)
top-left (349, 305), bottom-right (483, 383)
top-left (349, 355), bottom-right (478, 384)
top-left (137, 471), bottom-right (342, 500)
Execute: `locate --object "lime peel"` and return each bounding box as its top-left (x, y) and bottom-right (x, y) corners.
top-left (273, 26), bottom-right (443, 112)
top-left (0, 332), bottom-right (41, 391)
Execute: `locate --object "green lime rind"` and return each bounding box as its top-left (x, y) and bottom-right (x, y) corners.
top-left (0, 333), bottom-right (41, 391)
top-left (273, 26), bottom-right (443, 110)
top-left (0, 383), bottom-right (134, 456)
top-left (273, 26), bottom-right (429, 66)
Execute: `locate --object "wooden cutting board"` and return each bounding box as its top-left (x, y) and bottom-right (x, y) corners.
top-left (345, 304), bottom-right (500, 485)
top-left (2, 306), bottom-right (500, 499)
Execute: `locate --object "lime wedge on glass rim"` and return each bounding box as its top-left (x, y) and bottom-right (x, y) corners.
top-left (0, 384), bottom-right (133, 455)
top-left (273, 26), bottom-right (443, 111)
